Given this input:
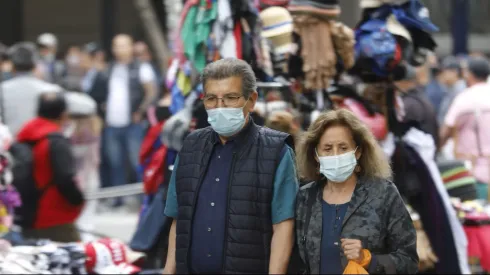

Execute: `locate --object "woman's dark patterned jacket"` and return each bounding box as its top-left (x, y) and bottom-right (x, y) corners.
top-left (295, 177), bottom-right (419, 274)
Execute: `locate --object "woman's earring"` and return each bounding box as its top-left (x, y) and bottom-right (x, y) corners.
top-left (355, 165), bottom-right (361, 173)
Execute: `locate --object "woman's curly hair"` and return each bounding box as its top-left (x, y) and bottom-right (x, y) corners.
top-left (296, 109), bottom-right (392, 182)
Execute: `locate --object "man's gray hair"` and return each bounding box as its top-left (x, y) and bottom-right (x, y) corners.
top-left (201, 58), bottom-right (257, 98)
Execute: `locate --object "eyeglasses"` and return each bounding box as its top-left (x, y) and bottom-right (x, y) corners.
top-left (202, 94), bottom-right (244, 108)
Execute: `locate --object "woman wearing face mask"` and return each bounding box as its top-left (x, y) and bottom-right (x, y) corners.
top-left (295, 109), bottom-right (418, 274)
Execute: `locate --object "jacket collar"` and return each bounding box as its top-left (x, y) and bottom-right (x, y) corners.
top-left (312, 177), bottom-right (370, 229)
top-left (342, 179), bottom-right (369, 229)
top-left (307, 177), bottom-right (370, 272)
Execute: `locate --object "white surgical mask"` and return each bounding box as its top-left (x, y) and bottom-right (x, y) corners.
top-left (206, 101), bottom-right (248, 137)
top-left (316, 148), bottom-right (358, 183)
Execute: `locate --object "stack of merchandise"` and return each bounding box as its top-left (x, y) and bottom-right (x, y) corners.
top-left (169, 0), bottom-right (268, 108)
top-left (438, 160), bottom-right (478, 202)
top-left (451, 198), bottom-right (490, 273)
top-left (287, 0), bottom-right (356, 91)
top-left (259, 6), bottom-right (294, 79)
top-left (0, 123), bottom-right (20, 235)
top-left (0, 238), bottom-right (145, 274)
top-left (450, 198), bottom-right (490, 225)
top-left (350, 0), bottom-right (438, 83)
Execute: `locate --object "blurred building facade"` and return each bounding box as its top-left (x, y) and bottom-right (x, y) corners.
top-left (0, 0), bottom-right (168, 57)
top-left (0, 0), bottom-right (488, 56)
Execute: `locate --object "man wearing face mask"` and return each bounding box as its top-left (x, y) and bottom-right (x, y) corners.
top-left (163, 58), bottom-right (298, 274)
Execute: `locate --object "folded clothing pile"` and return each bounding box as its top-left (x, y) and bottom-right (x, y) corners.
top-left (0, 238), bottom-right (144, 275)
top-left (450, 198), bottom-right (490, 224)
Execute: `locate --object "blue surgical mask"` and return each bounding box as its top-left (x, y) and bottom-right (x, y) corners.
top-left (316, 148), bottom-right (358, 183)
top-left (207, 104), bottom-right (248, 137)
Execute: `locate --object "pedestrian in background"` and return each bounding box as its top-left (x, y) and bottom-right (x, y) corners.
top-left (90, 34), bottom-right (157, 208)
top-left (438, 56), bottom-right (466, 125)
top-left (440, 56), bottom-right (490, 201)
top-left (0, 42), bottom-right (62, 135)
top-left (36, 33), bottom-right (65, 84)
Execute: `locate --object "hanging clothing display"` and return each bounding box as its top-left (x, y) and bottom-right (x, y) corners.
top-left (181, 0), bottom-right (218, 72)
top-left (0, 123), bottom-right (20, 235)
top-left (285, 0), bottom-right (355, 91)
top-left (212, 0), bottom-right (237, 59)
top-left (384, 127), bottom-right (470, 274)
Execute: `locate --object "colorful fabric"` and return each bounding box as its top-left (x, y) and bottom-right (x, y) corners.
top-left (343, 249), bottom-right (372, 274)
top-left (174, 0), bottom-right (199, 63)
top-left (176, 71), bottom-right (192, 96)
top-left (464, 225), bottom-right (490, 272)
top-left (0, 206), bottom-right (10, 233)
top-left (440, 163), bottom-right (476, 190)
top-left (181, 0), bottom-right (218, 72)
top-left (476, 181), bottom-right (488, 201)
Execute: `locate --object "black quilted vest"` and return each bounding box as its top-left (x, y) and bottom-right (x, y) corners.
top-left (175, 121), bottom-right (292, 274)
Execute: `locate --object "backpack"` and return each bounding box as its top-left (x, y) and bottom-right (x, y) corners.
top-left (10, 134), bottom-right (58, 228)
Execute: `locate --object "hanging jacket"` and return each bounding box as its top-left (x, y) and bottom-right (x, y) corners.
top-left (401, 128), bottom-right (470, 274)
top-left (174, 120), bottom-right (292, 274)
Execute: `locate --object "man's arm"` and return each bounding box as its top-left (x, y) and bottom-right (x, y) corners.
top-left (439, 95), bottom-right (461, 149)
top-left (439, 124), bottom-right (453, 150)
top-left (269, 145), bottom-right (299, 274)
top-left (163, 156), bottom-right (179, 274)
top-left (49, 136), bottom-right (84, 206)
top-left (270, 219), bottom-right (295, 274)
top-left (163, 220), bottom-right (177, 274)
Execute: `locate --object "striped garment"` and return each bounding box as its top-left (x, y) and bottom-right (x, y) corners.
top-left (438, 160), bottom-right (477, 201)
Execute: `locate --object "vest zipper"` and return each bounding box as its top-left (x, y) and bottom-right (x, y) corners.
top-left (221, 152), bottom-right (237, 273)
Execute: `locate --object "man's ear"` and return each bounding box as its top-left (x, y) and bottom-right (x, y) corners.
top-left (248, 91), bottom-right (258, 112)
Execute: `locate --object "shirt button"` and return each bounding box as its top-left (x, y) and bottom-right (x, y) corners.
top-left (211, 202), bottom-right (215, 206)
top-left (216, 178), bottom-right (220, 182)
top-left (208, 227), bottom-right (212, 232)
top-left (207, 253), bottom-right (212, 257)
top-left (218, 156), bottom-right (221, 159)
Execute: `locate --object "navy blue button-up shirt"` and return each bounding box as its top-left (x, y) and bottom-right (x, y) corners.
top-left (189, 138), bottom-right (235, 274)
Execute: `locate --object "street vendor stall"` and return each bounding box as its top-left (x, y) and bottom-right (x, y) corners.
top-left (133, 0), bottom-right (488, 274)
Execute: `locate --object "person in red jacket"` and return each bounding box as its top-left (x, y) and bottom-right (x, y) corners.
top-left (17, 92), bottom-right (85, 242)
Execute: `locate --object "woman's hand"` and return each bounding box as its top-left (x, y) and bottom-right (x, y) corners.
top-left (341, 238), bottom-right (364, 262)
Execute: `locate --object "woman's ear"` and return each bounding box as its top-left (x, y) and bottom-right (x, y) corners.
top-left (355, 147), bottom-right (362, 160)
